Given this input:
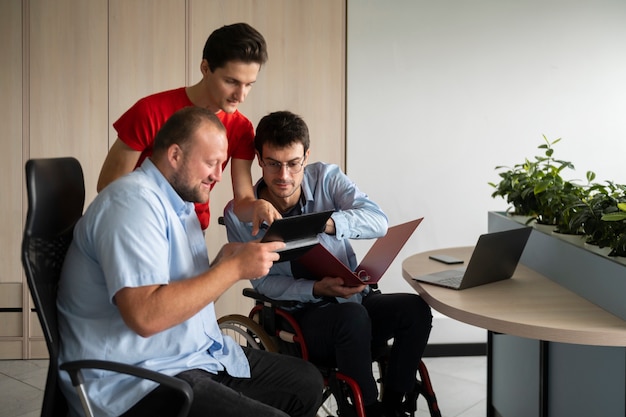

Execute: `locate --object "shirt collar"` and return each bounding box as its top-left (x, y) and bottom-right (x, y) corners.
top-left (138, 158), bottom-right (195, 218)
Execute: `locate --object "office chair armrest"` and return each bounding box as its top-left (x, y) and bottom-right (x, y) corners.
top-left (243, 288), bottom-right (299, 309)
top-left (60, 360), bottom-right (193, 417)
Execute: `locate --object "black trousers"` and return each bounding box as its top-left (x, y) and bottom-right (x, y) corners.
top-left (121, 347), bottom-right (323, 417)
top-left (293, 292), bottom-right (432, 405)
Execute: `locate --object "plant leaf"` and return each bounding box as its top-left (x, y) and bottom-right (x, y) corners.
top-left (601, 212), bottom-right (626, 221)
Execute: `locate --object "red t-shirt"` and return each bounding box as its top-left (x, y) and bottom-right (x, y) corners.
top-left (113, 87), bottom-right (255, 229)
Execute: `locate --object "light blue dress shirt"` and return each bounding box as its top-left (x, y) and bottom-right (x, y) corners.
top-left (224, 162), bottom-right (388, 307)
top-left (57, 159), bottom-right (248, 417)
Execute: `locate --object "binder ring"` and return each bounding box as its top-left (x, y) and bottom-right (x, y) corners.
top-left (357, 269), bottom-right (370, 282)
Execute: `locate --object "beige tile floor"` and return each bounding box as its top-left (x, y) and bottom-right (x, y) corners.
top-left (0, 359), bottom-right (48, 417)
top-left (0, 356), bottom-right (486, 417)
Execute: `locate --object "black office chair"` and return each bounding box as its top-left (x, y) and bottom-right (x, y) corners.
top-left (21, 157), bottom-right (193, 417)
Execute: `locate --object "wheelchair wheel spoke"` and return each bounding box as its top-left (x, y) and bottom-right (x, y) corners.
top-left (218, 314), bottom-right (278, 352)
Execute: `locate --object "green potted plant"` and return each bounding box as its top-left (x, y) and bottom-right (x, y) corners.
top-left (601, 201), bottom-right (626, 259)
top-left (489, 158), bottom-right (539, 222)
top-left (530, 136), bottom-right (575, 230)
top-left (490, 135), bottom-right (626, 259)
top-left (552, 181), bottom-right (587, 238)
top-left (490, 136), bottom-right (576, 230)
top-left (568, 181), bottom-right (624, 253)
top-left (552, 171), bottom-right (600, 237)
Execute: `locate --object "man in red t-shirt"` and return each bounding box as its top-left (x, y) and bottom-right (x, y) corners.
top-left (98, 23), bottom-right (280, 233)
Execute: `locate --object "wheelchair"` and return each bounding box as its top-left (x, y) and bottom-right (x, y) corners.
top-left (219, 288), bottom-right (441, 417)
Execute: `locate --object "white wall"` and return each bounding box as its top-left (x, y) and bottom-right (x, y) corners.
top-left (347, 0), bottom-right (626, 344)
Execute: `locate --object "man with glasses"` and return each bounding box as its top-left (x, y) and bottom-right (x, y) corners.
top-left (98, 23), bottom-right (280, 234)
top-left (223, 111), bottom-right (433, 417)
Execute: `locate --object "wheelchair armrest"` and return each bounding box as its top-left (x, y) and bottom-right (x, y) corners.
top-left (61, 360), bottom-right (193, 417)
top-left (242, 288), bottom-right (300, 309)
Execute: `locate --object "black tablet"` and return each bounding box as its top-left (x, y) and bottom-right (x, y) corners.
top-left (261, 210), bottom-right (334, 262)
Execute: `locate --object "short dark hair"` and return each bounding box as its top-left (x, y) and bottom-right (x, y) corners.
top-left (202, 23), bottom-right (268, 72)
top-left (153, 107), bottom-right (225, 154)
top-left (254, 111), bottom-right (310, 157)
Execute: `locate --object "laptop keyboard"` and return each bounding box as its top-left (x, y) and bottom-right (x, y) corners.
top-left (436, 276), bottom-right (463, 287)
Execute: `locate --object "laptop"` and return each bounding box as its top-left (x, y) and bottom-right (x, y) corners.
top-left (295, 218), bottom-right (423, 287)
top-left (413, 227), bottom-right (532, 290)
top-left (261, 210), bottom-right (334, 261)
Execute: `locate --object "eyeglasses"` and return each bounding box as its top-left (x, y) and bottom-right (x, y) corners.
top-left (261, 156), bottom-right (306, 174)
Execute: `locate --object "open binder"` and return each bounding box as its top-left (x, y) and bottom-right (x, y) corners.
top-left (295, 218), bottom-right (423, 286)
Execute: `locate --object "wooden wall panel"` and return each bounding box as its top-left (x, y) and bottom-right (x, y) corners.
top-left (0, 283), bottom-right (22, 335)
top-left (0, 0), bottom-right (26, 359)
top-left (0, 0), bottom-right (24, 285)
top-left (28, 0), bottom-right (109, 205)
top-left (0, 341), bottom-right (23, 360)
top-left (24, 0), bottom-right (108, 358)
top-left (108, 0), bottom-right (188, 174)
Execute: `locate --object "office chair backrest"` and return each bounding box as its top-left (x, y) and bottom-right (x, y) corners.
top-left (21, 157), bottom-right (85, 417)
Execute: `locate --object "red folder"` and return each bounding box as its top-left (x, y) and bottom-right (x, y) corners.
top-left (296, 218), bottom-right (423, 287)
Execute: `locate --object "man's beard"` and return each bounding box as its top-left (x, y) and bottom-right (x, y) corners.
top-left (270, 180), bottom-right (297, 199)
top-left (171, 170), bottom-right (209, 203)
